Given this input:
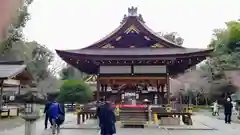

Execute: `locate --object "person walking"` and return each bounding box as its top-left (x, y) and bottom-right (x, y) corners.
top-left (96, 98), bottom-right (106, 128)
top-left (55, 102), bottom-right (65, 133)
top-left (98, 101), bottom-right (116, 135)
top-left (224, 98), bottom-right (233, 124)
top-left (48, 101), bottom-right (65, 135)
top-left (213, 100), bottom-right (219, 116)
top-left (44, 100), bottom-right (53, 129)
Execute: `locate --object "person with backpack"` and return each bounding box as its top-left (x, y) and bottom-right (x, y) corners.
top-left (48, 101), bottom-right (65, 135)
top-left (56, 103), bottom-right (65, 127)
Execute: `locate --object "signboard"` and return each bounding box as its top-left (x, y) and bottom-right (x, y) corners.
top-left (124, 92), bottom-right (136, 97)
top-left (133, 65), bottom-right (166, 74)
top-left (99, 66), bottom-right (131, 74)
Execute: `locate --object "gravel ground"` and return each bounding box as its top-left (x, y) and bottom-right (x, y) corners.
top-left (0, 117), bottom-right (24, 130)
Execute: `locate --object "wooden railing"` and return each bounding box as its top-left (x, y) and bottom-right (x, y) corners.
top-left (0, 108), bottom-right (20, 118)
top-left (77, 110), bottom-right (95, 124)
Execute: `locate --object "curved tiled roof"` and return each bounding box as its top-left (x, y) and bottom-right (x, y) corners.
top-left (57, 48), bottom-right (212, 57)
top-left (83, 8), bottom-right (183, 49)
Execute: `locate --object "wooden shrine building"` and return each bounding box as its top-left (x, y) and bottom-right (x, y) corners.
top-left (56, 7), bottom-right (212, 105)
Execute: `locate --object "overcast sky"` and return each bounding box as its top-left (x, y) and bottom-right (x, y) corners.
top-left (23, 0), bottom-right (240, 51)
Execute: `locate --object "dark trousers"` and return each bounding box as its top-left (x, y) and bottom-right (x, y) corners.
top-left (224, 113), bottom-right (232, 123)
top-left (45, 114), bottom-right (53, 128)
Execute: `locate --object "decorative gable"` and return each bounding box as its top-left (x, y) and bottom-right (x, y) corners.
top-left (101, 43), bottom-right (114, 48)
top-left (124, 25), bottom-right (140, 34)
top-left (151, 43), bottom-right (164, 48)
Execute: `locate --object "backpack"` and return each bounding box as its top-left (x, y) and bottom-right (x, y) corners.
top-left (57, 104), bottom-right (65, 124)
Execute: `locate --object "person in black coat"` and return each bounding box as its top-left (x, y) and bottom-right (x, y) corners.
top-left (96, 98), bottom-right (106, 127)
top-left (44, 101), bottom-right (53, 129)
top-left (224, 98), bottom-right (233, 124)
top-left (98, 102), bottom-right (116, 135)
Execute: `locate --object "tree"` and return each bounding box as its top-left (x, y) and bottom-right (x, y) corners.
top-left (182, 20), bottom-right (240, 101)
top-left (57, 80), bottom-right (93, 104)
top-left (0, 0), bottom-right (33, 52)
top-left (171, 20), bottom-right (240, 104)
top-left (173, 69), bottom-right (211, 105)
top-left (60, 65), bottom-right (87, 80)
top-left (0, 0), bottom-right (61, 96)
top-left (208, 20), bottom-right (240, 73)
top-left (158, 32), bottom-right (184, 46)
top-left (26, 41), bottom-right (55, 82)
top-left (37, 75), bottom-right (62, 94)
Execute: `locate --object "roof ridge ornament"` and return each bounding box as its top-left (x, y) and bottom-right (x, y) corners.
top-left (128, 6), bottom-right (138, 16)
top-left (120, 7), bottom-right (145, 24)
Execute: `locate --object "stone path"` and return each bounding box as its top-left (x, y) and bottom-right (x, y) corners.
top-left (194, 114), bottom-right (240, 135)
top-left (1, 113), bottom-right (240, 135)
top-left (199, 109), bottom-right (240, 123)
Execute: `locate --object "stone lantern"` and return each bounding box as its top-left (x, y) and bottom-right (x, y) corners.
top-left (15, 92), bottom-right (46, 135)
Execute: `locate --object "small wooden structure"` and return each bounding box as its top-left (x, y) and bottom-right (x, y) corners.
top-left (0, 61), bottom-right (34, 117)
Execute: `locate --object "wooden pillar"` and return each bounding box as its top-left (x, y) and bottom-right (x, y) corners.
top-left (82, 113), bottom-right (85, 123)
top-left (97, 75), bottom-right (100, 101)
top-left (77, 113), bottom-right (80, 124)
top-left (96, 65), bottom-right (100, 101)
top-left (18, 84), bottom-right (21, 94)
top-left (166, 73), bottom-right (170, 104)
top-left (0, 80), bottom-right (4, 109)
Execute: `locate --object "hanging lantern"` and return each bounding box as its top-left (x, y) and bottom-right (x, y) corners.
top-left (136, 94), bottom-right (139, 99)
top-left (164, 84), bottom-right (167, 92)
top-left (121, 94), bottom-right (124, 100)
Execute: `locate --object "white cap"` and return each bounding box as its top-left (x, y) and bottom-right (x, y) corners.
top-left (227, 98), bottom-right (231, 101)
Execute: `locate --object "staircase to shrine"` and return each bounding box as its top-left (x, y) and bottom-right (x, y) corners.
top-left (119, 106), bottom-right (148, 127)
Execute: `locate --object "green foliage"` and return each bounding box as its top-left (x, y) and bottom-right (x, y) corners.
top-left (208, 20), bottom-right (240, 72)
top-left (196, 20), bottom-right (240, 99)
top-left (57, 80), bottom-right (93, 103)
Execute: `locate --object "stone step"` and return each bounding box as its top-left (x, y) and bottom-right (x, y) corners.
top-left (119, 113), bottom-right (147, 116)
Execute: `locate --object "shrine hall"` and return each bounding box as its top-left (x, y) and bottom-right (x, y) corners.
top-left (56, 7), bottom-right (212, 105)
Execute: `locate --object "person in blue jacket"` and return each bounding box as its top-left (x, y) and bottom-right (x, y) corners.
top-left (48, 101), bottom-right (65, 135)
top-left (44, 100), bottom-right (53, 129)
